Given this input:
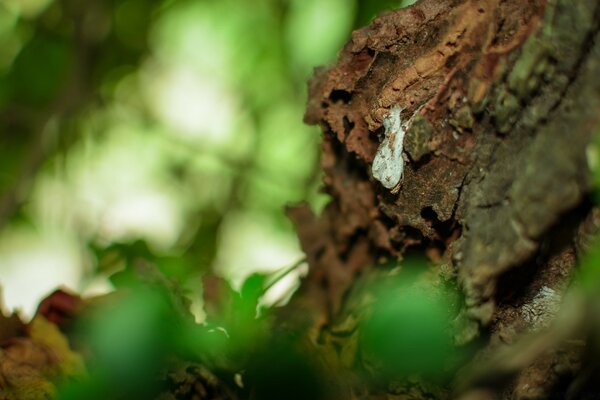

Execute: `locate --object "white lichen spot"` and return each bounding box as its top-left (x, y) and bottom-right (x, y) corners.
top-left (520, 286), bottom-right (561, 331)
top-left (372, 106), bottom-right (405, 191)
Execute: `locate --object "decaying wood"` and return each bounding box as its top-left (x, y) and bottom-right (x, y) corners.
top-left (284, 0), bottom-right (600, 397)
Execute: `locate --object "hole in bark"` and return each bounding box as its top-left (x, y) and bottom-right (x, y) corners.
top-left (400, 227), bottom-right (448, 265)
top-left (421, 206), bottom-right (439, 222)
top-left (373, 124), bottom-right (385, 141)
top-left (319, 275), bottom-right (329, 290)
top-left (329, 90), bottom-right (352, 104)
top-left (495, 255), bottom-right (539, 305)
top-left (314, 246), bottom-right (326, 261)
top-left (340, 230), bottom-right (368, 263)
top-left (546, 374), bottom-right (574, 399)
top-left (491, 19), bottom-right (506, 47)
top-left (343, 116), bottom-right (355, 135)
top-left (445, 53), bottom-right (459, 68)
top-left (351, 48), bottom-right (376, 72)
top-left (410, 153), bottom-right (433, 169)
top-left (420, 206), bottom-right (461, 244)
top-left (398, 226), bottom-right (424, 244)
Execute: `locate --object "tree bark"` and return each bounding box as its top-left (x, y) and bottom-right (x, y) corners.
top-left (282, 0), bottom-right (600, 398)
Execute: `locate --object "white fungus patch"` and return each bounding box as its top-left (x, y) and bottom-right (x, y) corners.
top-left (371, 105), bottom-right (424, 192)
top-left (520, 286), bottom-right (562, 331)
top-left (372, 105), bottom-right (405, 191)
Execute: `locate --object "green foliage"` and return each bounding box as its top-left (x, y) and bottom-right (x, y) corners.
top-left (576, 235), bottom-right (600, 295)
top-left (355, 0), bottom-right (418, 27)
top-left (57, 287), bottom-right (176, 398)
top-left (0, 0), bottom-right (420, 304)
top-left (360, 272), bottom-right (457, 380)
top-left (579, 128), bottom-right (600, 291)
top-left (56, 266), bottom-right (275, 398)
top-left (7, 33), bottom-right (71, 107)
top-left (113, 0), bottom-right (154, 50)
top-left (87, 289), bottom-right (173, 389)
top-left (247, 337), bottom-right (328, 400)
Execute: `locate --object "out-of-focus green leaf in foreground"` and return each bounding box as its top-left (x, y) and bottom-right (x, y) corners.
top-left (581, 129), bottom-right (600, 291)
top-left (360, 273), bottom-right (458, 381)
top-left (56, 282), bottom-right (232, 399)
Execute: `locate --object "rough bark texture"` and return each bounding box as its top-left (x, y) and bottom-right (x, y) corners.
top-left (283, 0), bottom-right (600, 398)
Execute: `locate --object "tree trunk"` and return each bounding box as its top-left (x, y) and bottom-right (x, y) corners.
top-left (282, 0), bottom-right (600, 398)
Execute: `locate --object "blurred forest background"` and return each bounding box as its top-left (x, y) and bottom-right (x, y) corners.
top-left (0, 0), bottom-right (416, 319)
top-left (5, 1), bottom-right (600, 399)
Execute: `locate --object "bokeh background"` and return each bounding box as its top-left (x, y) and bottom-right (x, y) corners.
top-left (0, 0), bottom-right (416, 319)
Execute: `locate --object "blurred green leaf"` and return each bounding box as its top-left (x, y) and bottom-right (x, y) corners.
top-left (240, 272), bottom-right (268, 305)
top-left (114, 0), bottom-right (153, 50)
top-left (285, 0), bottom-right (355, 75)
top-left (9, 32), bottom-right (71, 106)
top-left (355, 0), bottom-right (418, 27)
top-left (63, 284), bottom-right (185, 398)
top-left (577, 237), bottom-right (600, 294)
top-left (57, 375), bottom-right (109, 400)
top-left (360, 279), bottom-right (455, 379)
top-left (86, 287), bottom-right (172, 381)
top-left (247, 336), bottom-right (328, 400)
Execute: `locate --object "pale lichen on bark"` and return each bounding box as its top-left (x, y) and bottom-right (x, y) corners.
top-left (371, 105), bottom-right (405, 191)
